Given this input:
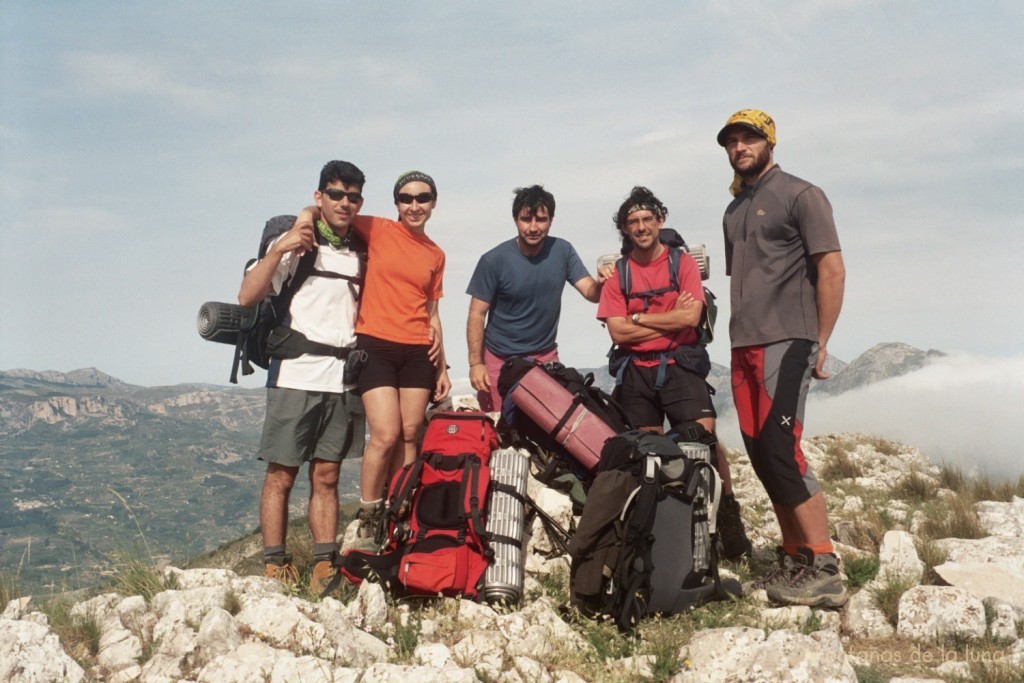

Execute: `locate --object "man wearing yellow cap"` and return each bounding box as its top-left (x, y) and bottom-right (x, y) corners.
top-left (717, 109), bottom-right (847, 607)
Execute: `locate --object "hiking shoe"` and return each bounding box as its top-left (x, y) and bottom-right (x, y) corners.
top-left (766, 549), bottom-right (848, 608)
top-left (349, 503), bottom-right (384, 553)
top-left (310, 560), bottom-right (336, 595)
top-left (264, 561), bottom-right (300, 585)
top-left (743, 547), bottom-right (797, 594)
top-left (717, 494), bottom-right (753, 560)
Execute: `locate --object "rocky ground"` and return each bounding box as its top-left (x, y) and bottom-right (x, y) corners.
top-left (3, 430), bottom-right (1024, 682)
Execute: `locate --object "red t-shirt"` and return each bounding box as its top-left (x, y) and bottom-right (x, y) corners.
top-left (597, 247), bottom-right (705, 360)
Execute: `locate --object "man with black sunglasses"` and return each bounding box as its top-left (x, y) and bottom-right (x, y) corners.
top-left (238, 160), bottom-right (368, 594)
top-left (466, 184), bottom-right (605, 411)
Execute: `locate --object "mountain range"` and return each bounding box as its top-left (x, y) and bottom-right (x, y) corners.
top-left (0, 342), bottom-right (942, 592)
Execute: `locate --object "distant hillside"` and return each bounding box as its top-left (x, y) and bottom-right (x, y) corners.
top-left (0, 369), bottom-right (360, 592)
top-left (812, 342), bottom-right (945, 395)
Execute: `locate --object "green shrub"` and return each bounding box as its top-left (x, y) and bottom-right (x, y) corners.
top-left (869, 575), bottom-right (915, 628)
top-left (844, 556), bottom-right (880, 588)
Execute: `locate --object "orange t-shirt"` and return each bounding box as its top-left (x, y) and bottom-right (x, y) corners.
top-left (352, 215), bottom-right (445, 345)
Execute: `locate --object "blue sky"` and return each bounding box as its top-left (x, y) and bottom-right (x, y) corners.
top-left (3, 1), bottom-right (1023, 390)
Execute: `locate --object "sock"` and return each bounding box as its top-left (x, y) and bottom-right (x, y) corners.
top-left (807, 542), bottom-right (835, 557)
top-left (263, 545), bottom-right (287, 565)
top-left (360, 497), bottom-right (383, 511)
top-left (312, 542), bottom-right (339, 563)
top-left (782, 544), bottom-right (800, 557)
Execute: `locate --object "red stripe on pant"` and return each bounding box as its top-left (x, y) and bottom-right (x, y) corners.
top-left (731, 343), bottom-right (812, 504)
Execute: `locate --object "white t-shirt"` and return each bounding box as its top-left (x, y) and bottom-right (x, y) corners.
top-left (254, 235), bottom-right (362, 392)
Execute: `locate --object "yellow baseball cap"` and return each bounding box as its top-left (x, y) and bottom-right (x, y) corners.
top-left (717, 109), bottom-right (776, 148)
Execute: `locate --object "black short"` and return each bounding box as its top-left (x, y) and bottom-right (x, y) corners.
top-left (614, 361), bottom-right (716, 429)
top-left (356, 334), bottom-right (436, 393)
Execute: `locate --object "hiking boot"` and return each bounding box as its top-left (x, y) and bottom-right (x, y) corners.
top-left (310, 560), bottom-right (336, 596)
top-left (766, 549), bottom-right (848, 608)
top-left (717, 494), bottom-right (753, 560)
top-left (264, 561), bottom-right (300, 585)
top-left (743, 547), bottom-right (797, 594)
top-left (349, 503), bottom-right (384, 553)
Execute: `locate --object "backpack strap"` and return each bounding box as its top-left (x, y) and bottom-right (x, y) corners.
top-left (616, 245), bottom-right (682, 312)
top-left (386, 459), bottom-right (425, 546)
top-left (613, 456), bottom-right (661, 630)
top-left (464, 455), bottom-right (489, 551)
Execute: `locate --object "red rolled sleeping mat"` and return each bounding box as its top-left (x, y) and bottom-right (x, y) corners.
top-left (508, 366), bottom-right (617, 473)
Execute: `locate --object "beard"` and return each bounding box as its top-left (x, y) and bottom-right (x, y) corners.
top-left (730, 145), bottom-right (772, 181)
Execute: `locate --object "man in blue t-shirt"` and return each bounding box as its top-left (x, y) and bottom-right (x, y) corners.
top-left (466, 185), bottom-right (605, 411)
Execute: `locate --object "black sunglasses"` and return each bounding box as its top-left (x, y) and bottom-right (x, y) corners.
top-left (396, 192), bottom-right (434, 205)
top-left (322, 189), bottom-right (363, 203)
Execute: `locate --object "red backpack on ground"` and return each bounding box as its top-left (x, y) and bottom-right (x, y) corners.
top-left (339, 411), bottom-right (500, 598)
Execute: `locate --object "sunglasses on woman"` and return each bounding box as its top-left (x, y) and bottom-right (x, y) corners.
top-left (396, 192), bottom-right (435, 205)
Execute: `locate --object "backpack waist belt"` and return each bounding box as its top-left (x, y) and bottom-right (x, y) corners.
top-left (266, 325), bottom-right (354, 361)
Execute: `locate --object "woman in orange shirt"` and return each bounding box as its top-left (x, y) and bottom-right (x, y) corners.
top-left (296, 171), bottom-right (450, 543)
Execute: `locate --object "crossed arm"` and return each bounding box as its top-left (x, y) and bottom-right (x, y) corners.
top-left (604, 291), bottom-right (703, 345)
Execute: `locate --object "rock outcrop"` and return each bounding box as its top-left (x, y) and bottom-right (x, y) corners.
top-left (4, 434), bottom-right (1024, 681)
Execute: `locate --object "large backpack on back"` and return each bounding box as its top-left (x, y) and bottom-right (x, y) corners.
top-left (339, 411), bottom-right (500, 599)
top-left (196, 215), bottom-right (366, 383)
top-left (568, 427), bottom-right (740, 630)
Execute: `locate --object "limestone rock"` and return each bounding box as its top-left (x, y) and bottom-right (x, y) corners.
top-left (933, 562), bottom-right (1024, 618)
top-left (896, 585), bottom-right (986, 641)
top-left (842, 589), bottom-right (895, 638)
top-left (876, 530), bottom-right (924, 584)
top-left (675, 627), bottom-right (856, 682)
top-left (0, 618), bottom-right (86, 683)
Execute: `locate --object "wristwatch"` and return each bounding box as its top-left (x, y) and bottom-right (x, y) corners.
top-left (631, 312), bottom-right (641, 325)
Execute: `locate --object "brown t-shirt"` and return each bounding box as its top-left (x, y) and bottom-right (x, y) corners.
top-left (722, 165), bottom-right (841, 348)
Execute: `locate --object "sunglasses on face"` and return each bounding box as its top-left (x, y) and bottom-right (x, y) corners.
top-left (396, 192), bottom-right (434, 205)
top-left (321, 189), bottom-right (363, 203)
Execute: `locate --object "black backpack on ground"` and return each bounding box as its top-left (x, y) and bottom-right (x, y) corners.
top-left (567, 426), bottom-right (741, 630)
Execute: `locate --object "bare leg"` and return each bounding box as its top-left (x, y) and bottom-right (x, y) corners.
top-left (697, 417), bottom-right (734, 496)
top-left (360, 386), bottom-right (401, 501)
top-left (394, 387), bottom-right (432, 475)
top-left (774, 491), bottom-right (831, 547)
top-left (307, 458), bottom-right (341, 545)
top-left (260, 463), bottom-right (299, 547)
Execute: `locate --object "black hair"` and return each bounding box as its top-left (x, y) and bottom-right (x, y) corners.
top-left (319, 160), bottom-right (366, 191)
top-left (613, 186), bottom-right (668, 234)
top-left (512, 185), bottom-right (556, 220)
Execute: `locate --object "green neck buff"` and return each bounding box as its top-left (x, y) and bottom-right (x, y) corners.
top-left (316, 219), bottom-right (351, 248)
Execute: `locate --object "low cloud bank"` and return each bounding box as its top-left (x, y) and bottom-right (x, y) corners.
top-left (717, 352), bottom-right (1024, 480)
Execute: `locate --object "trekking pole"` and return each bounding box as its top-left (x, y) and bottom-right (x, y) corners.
top-left (524, 496), bottom-right (572, 556)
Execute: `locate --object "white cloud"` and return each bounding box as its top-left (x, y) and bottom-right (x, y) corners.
top-left (64, 51), bottom-right (237, 116)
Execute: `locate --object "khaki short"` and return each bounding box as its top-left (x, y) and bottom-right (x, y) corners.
top-left (257, 387), bottom-right (365, 467)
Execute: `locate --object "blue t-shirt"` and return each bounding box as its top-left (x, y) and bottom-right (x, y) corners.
top-left (466, 237), bottom-right (589, 357)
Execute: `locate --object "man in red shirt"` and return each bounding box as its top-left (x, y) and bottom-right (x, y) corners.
top-left (598, 186), bottom-right (751, 560)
